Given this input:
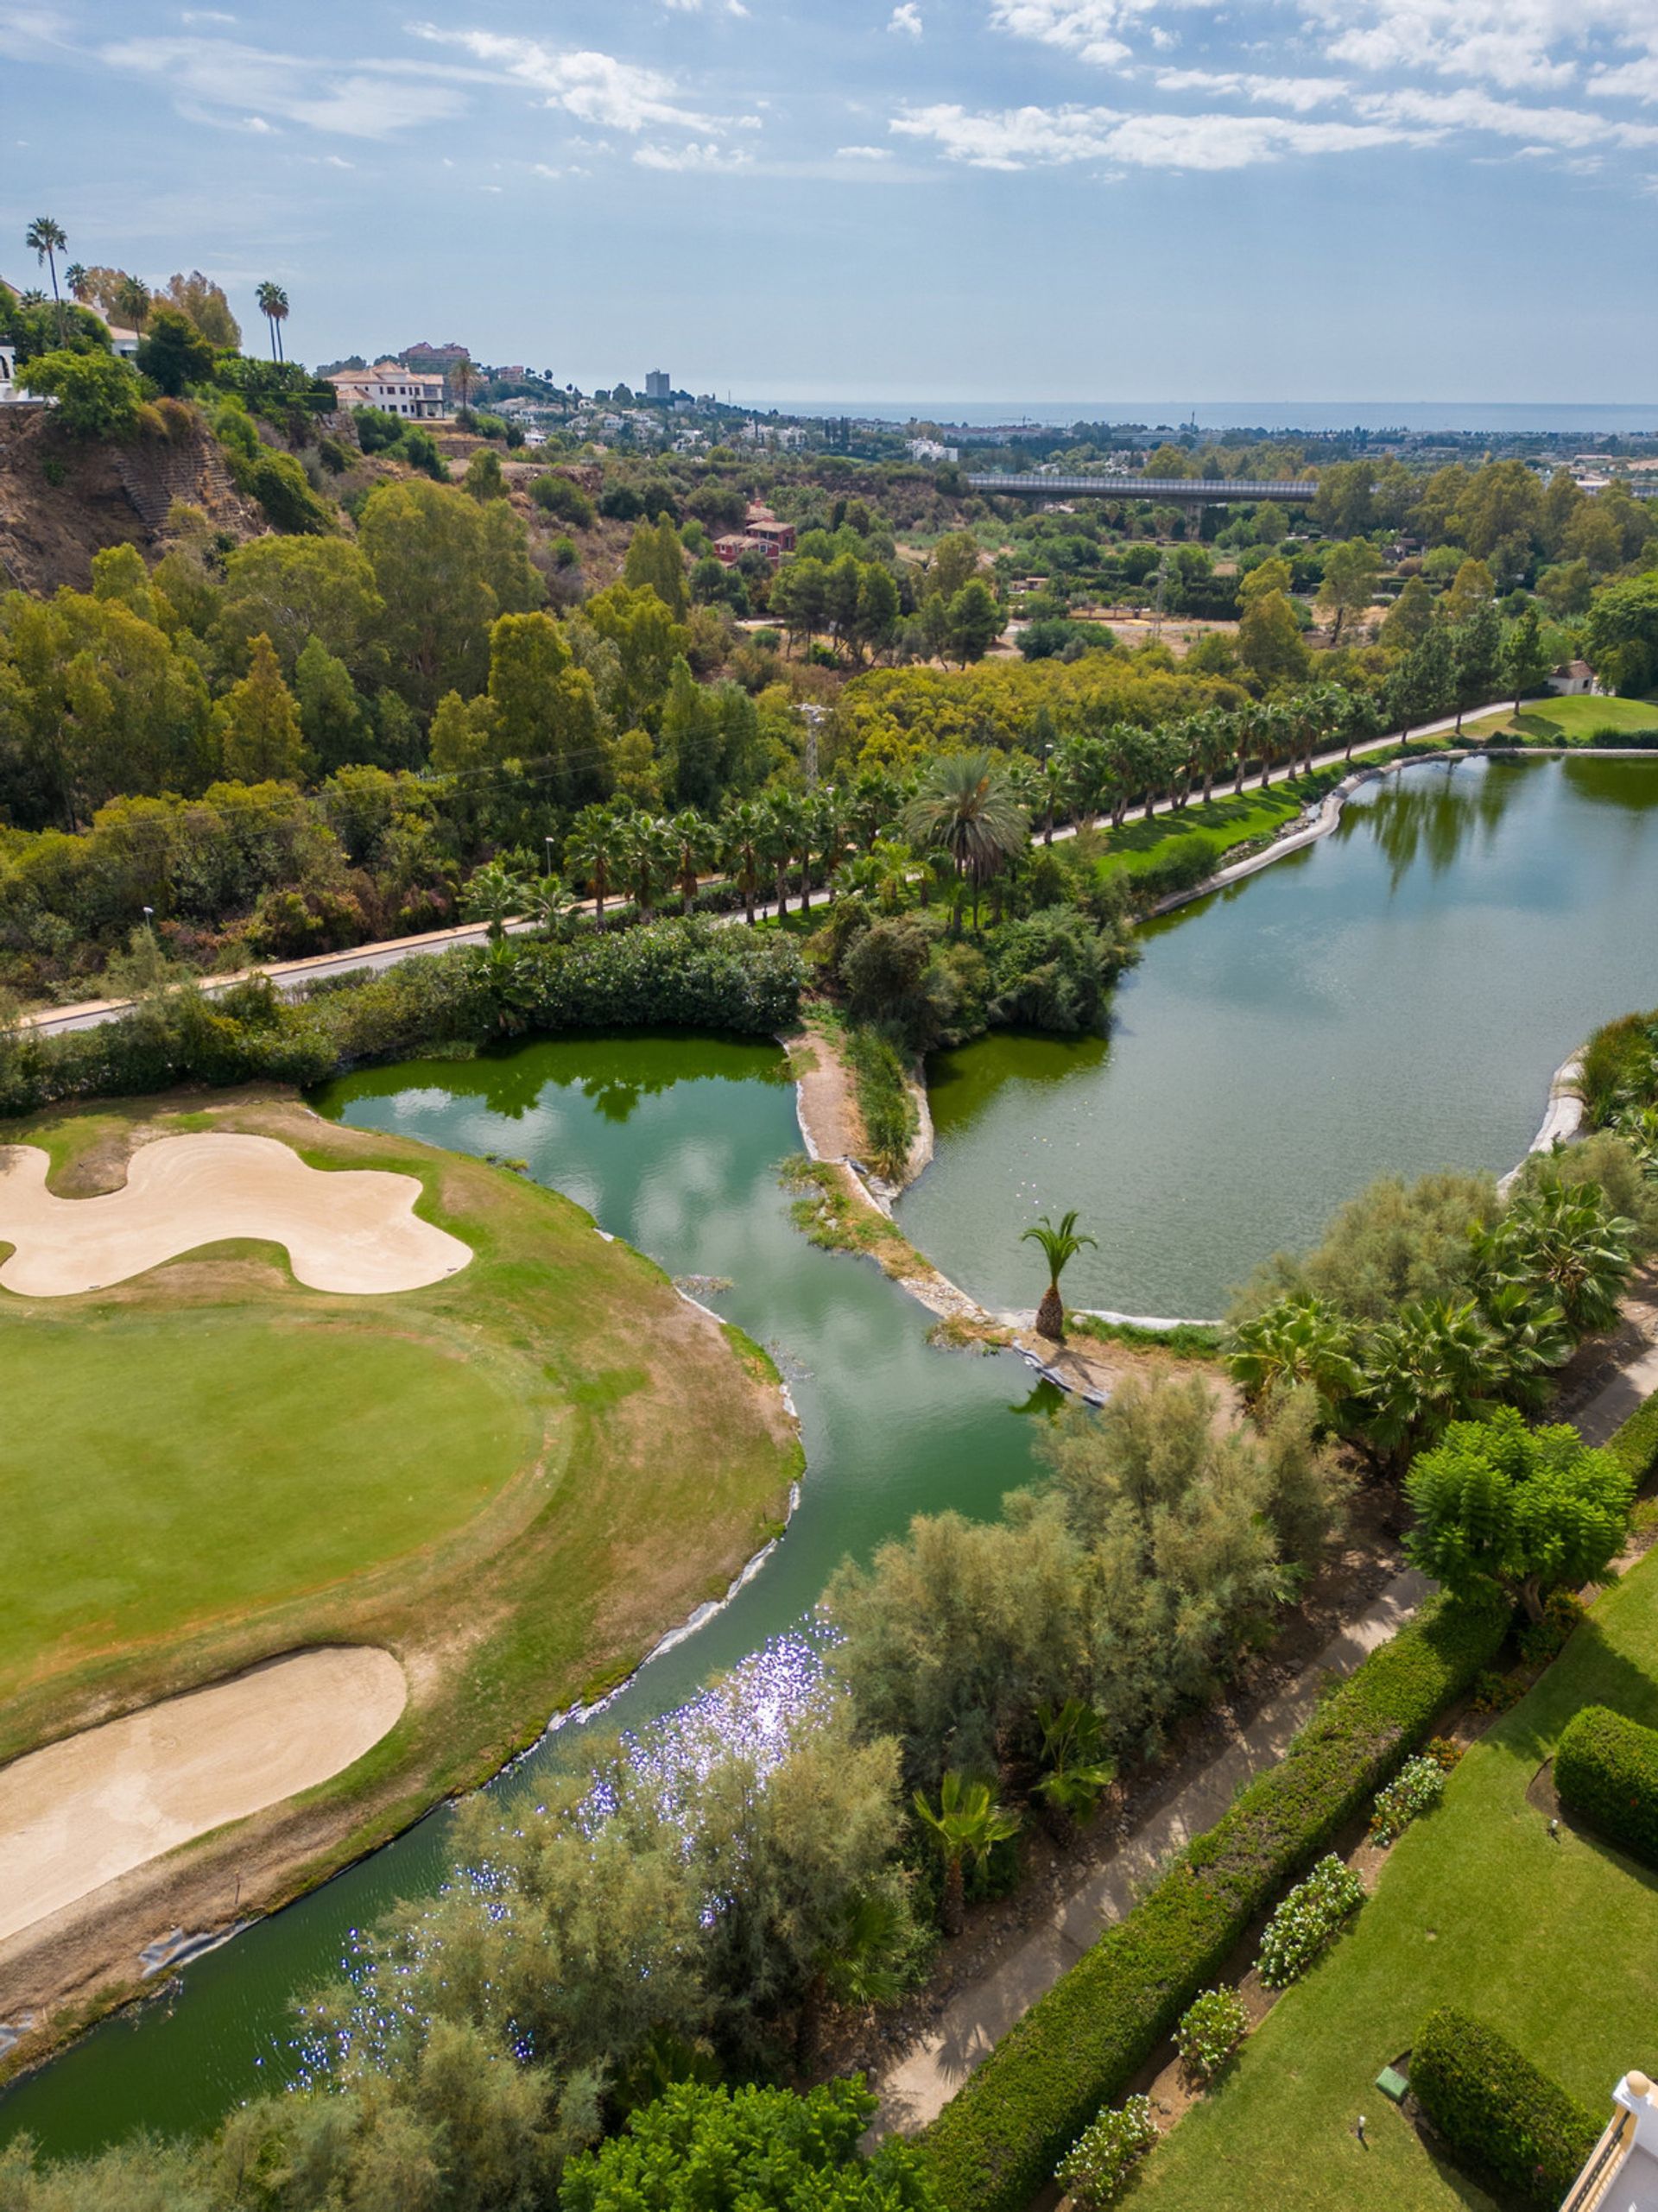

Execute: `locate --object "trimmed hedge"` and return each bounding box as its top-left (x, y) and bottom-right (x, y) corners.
top-left (0, 920), bottom-right (806, 1116)
top-left (1605, 1389), bottom-right (1658, 1490)
top-left (1556, 1703), bottom-right (1658, 1867)
top-left (916, 1592), bottom-right (1507, 2212)
top-left (1411, 2006), bottom-right (1599, 2209)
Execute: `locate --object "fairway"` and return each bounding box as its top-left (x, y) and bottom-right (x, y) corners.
top-left (0, 1090), bottom-right (801, 2050)
top-left (0, 1314), bottom-right (528, 1697)
top-left (1131, 1537), bottom-right (1658, 2212)
top-left (1462, 692), bottom-right (1658, 744)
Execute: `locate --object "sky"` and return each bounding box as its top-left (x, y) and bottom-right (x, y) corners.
top-left (3, 0), bottom-right (1657, 408)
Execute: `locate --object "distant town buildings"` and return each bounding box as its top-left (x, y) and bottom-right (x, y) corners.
top-left (905, 436), bottom-right (959, 464)
top-left (0, 340), bottom-right (24, 402)
top-left (644, 370), bottom-right (671, 401)
top-left (713, 503), bottom-right (797, 567)
top-left (741, 419), bottom-right (807, 449)
top-left (326, 362), bottom-right (446, 419)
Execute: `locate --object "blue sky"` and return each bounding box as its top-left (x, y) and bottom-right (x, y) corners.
top-left (3, 0), bottom-right (1657, 406)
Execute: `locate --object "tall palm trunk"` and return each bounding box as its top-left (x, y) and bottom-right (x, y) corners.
top-left (774, 861), bottom-right (788, 918)
top-left (1036, 1280), bottom-right (1066, 1341)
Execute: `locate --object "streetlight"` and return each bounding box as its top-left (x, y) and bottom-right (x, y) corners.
top-left (544, 835), bottom-right (555, 878)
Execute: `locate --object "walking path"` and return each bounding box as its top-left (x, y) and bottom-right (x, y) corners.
top-left (14, 700), bottom-right (1535, 1041)
top-left (871, 1308), bottom-right (1658, 2139)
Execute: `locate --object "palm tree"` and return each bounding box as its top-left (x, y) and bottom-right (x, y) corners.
top-left (63, 262), bottom-right (90, 305)
top-left (912, 1772), bottom-right (1020, 1937)
top-left (845, 766), bottom-right (899, 852)
top-left (668, 808), bottom-right (718, 915)
top-left (623, 813), bottom-right (674, 920)
top-left (720, 799), bottom-right (767, 926)
top-left (1476, 1282), bottom-right (1573, 1412)
top-left (522, 871), bottom-right (575, 939)
top-left (255, 281), bottom-right (289, 363)
top-left (761, 792), bottom-right (802, 919)
top-left (1035, 1700), bottom-right (1117, 1831)
top-left (797, 1887), bottom-right (911, 2070)
top-left (1057, 730), bottom-right (1111, 832)
top-left (1020, 1210), bottom-right (1096, 1343)
top-left (451, 355), bottom-right (476, 414)
top-left (1191, 709), bottom-right (1237, 806)
top-left (902, 749), bottom-right (1028, 932)
top-left (25, 216), bottom-right (67, 345)
top-left (566, 803), bottom-right (629, 932)
top-left (460, 858), bottom-right (528, 944)
top-left (1228, 1293), bottom-right (1363, 1411)
top-left (807, 787), bottom-right (845, 906)
top-left (114, 275), bottom-right (149, 334)
top-left (1474, 1177), bottom-right (1635, 1343)
top-left (1343, 1298), bottom-right (1504, 1475)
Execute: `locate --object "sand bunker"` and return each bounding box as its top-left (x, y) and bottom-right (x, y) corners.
top-left (0, 1647), bottom-right (407, 1943)
top-left (0, 1132), bottom-right (471, 1296)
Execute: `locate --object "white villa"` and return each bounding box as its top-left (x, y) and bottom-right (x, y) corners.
top-left (326, 362), bottom-right (446, 420)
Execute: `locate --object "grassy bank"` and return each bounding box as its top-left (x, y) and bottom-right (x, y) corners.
top-left (1457, 692), bottom-right (1658, 746)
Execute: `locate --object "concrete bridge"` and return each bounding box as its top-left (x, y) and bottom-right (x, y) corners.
top-left (967, 471), bottom-right (1658, 504)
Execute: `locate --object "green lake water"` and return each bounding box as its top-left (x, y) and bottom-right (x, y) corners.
top-left (7, 754), bottom-right (1658, 2152)
top-left (902, 755), bottom-right (1658, 1318)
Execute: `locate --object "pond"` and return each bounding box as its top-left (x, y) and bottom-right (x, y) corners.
top-left (901, 755), bottom-right (1658, 1318)
top-left (7, 754), bottom-right (1658, 2154)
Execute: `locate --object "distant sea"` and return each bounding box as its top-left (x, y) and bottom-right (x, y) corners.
top-left (735, 397), bottom-right (1658, 436)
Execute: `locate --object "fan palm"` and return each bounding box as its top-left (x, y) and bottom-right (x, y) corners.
top-left (1021, 1209), bottom-right (1096, 1342)
top-left (566, 802), bottom-right (629, 932)
top-left (1228, 1292), bottom-right (1362, 1411)
top-left (902, 749), bottom-right (1028, 932)
top-left (1056, 730), bottom-right (1111, 831)
top-left (113, 275), bottom-right (150, 334)
top-left (460, 858), bottom-right (528, 945)
top-left (522, 871), bottom-right (575, 939)
top-left (720, 799), bottom-right (767, 926)
top-left (1035, 1700), bottom-right (1117, 1830)
top-left (668, 808), bottom-right (718, 915)
top-left (64, 262), bottom-right (90, 304)
top-left (1342, 1298), bottom-right (1504, 1475)
top-left (1474, 1176), bottom-right (1635, 1343)
top-left (1191, 708), bottom-right (1238, 806)
top-left (25, 216), bottom-right (67, 345)
top-left (255, 280), bottom-right (289, 363)
top-left (761, 792), bottom-right (802, 918)
top-left (912, 1772), bottom-right (1021, 1936)
top-left (623, 813), bottom-right (674, 920)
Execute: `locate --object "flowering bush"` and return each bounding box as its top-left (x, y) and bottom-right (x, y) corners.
top-left (1055, 2095), bottom-right (1159, 2208)
top-left (1471, 1668), bottom-right (1524, 1715)
top-left (1174, 1988), bottom-right (1249, 2082)
top-left (1256, 1855), bottom-right (1364, 1988)
top-left (1423, 1735), bottom-right (1464, 1773)
top-left (1369, 1754), bottom-right (1447, 1845)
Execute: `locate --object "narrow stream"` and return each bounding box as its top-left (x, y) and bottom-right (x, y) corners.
top-left (7, 755), bottom-right (1658, 2155)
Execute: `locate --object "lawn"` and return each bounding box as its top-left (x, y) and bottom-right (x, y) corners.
top-left (1130, 1544), bottom-right (1658, 2212)
top-left (1091, 783), bottom-right (1313, 881)
top-left (0, 1090), bottom-right (801, 1942)
top-left (1459, 692), bottom-right (1658, 745)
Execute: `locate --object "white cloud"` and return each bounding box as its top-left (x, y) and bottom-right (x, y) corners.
top-left (1151, 69), bottom-right (1351, 111)
top-left (990, 1), bottom-right (1130, 67)
top-left (837, 142), bottom-right (895, 157)
top-left (1353, 83), bottom-right (1658, 148)
top-left (1590, 53), bottom-right (1658, 101)
top-left (180, 9), bottom-right (237, 22)
top-left (890, 99), bottom-right (1414, 168)
top-left (633, 138), bottom-right (747, 168)
top-left (1300, 0), bottom-right (1658, 95)
top-left (98, 34), bottom-right (467, 135)
top-left (889, 3), bottom-right (922, 35)
top-left (410, 25), bottom-right (717, 132)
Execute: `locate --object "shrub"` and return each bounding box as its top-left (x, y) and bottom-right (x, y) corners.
top-left (1174, 1988), bottom-right (1248, 2082)
top-left (843, 1020), bottom-right (916, 1179)
top-left (20, 347), bottom-right (144, 438)
top-left (1369, 1753), bottom-right (1446, 1845)
top-left (1054, 2096), bottom-right (1158, 2209)
top-left (531, 472), bottom-right (596, 528)
top-left (1256, 1855), bottom-right (1364, 1987)
top-left (1517, 1589), bottom-right (1585, 1667)
top-left (916, 1593), bottom-right (1506, 2212)
top-left (1471, 1669), bottom-right (1525, 1714)
top-left (1411, 2007), bottom-right (1598, 2210)
top-left (1555, 1703), bottom-right (1658, 1867)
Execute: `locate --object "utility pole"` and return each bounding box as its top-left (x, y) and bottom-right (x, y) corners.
top-left (1150, 551), bottom-right (1169, 647)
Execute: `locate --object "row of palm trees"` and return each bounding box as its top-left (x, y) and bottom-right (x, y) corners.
top-left (457, 679), bottom-right (1391, 943)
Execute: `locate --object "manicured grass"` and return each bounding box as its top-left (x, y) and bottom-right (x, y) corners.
top-left (1459, 692), bottom-right (1658, 745)
top-left (1091, 784), bottom-right (1313, 881)
top-left (0, 1317), bottom-right (530, 1702)
top-left (1130, 1545), bottom-right (1658, 2212)
top-left (0, 1090), bottom-right (801, 1877)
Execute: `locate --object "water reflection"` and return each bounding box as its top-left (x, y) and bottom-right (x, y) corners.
top-left (1335, 756), bottom-right (1515, 891)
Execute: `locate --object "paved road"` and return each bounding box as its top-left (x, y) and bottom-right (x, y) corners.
top-left (16, 699), bottom-right (1518, 1040)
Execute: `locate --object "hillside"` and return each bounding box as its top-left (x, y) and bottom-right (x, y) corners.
top-left (0, 404), bottom-right (261, 594)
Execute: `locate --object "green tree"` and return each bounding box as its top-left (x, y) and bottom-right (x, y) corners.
top-left (1449, 601), bottom-right (1503, 731)
top-left (560, 2079), bottom-right (940, 2212)
top-left (720, 797), bottom-right (768, 925)
top-left (1380, 574), bottom-right (1434, 651)
top-left (24, 215), bottom-right (66, 345)
top-left (218, 535), bottom-right (387, 679)
top-left (461, 857), bottom-right (528, 943)
top-left (1502, 603), bottom-right (1553, 710)
top-left (464, 446), bottom-right (507, 501)
top-left (294, 636), bottom-right (370, 774)
top-left (1237, 589), bottom-right (1309, 685)
top-left (1344, 1298), bottom-right (1504, 1475)
top-left (566, 802), bottom-right (630, 930)
top-left (135, 304), bottom-right (214, 396)
top-left (902, 749), bottom-right (1028, 929)
top-left (925, 530), bottom-right (984, 603)
top-left (358, 478), bottom-right (543, 713)
top-left (1228, 1292), bottom-right (1362, 1410)
top-left (623, 518), bottom-right (689, 617)
top-left (19, 348), bottom-right (142, 438)
top-left (1020, 1209), bottom-right (1096, 1343)
top-left (668, 808), bottom-right (718, 913)
top-left (1404, 1406), bottom-right (1631, 1621)
top-left (912, 1772), bottom-right (1021, 1936)
top-left (1035, 1698), bottom-right (1117, 1827)
top-left (1315, 539), bottom-right (1380, 644)
top-left (1584, 573), bottom-right (1658, 695)
top-left (1474, 1174), bottom-right (1635, 1342)
top-left (942, 578), bottom-right (1001, 667)
top-left (214, 631), bottom-right (306, 783)
top-left (157, 269), bottom-right (240, 347)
